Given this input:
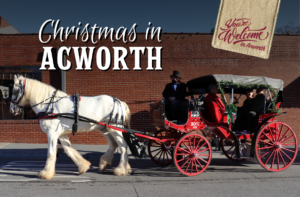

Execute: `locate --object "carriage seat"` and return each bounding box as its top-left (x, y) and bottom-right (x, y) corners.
top-left (258, 102), bottom-right (281, 124)
top-left (164, 99), bottom-right (189, 124)
top-left (202, 100), bottom-right (234, 124)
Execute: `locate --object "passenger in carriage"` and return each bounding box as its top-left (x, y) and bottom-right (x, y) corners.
top-left (204, 84), bottom-right (225, 112)
top-left (233, 89), bottom-right (254, 132)
top-left (244, 88), bottom-right (266, 134)
top-left (162, 71), bottom-right (187, 123)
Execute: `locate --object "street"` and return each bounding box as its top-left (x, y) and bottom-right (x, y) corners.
top-left (1, 149), bottom-right (300, 197)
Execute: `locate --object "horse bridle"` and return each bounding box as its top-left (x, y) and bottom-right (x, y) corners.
top-left (10, 79), bottom-right (27, 114)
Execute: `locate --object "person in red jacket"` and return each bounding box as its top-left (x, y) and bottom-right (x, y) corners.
top-left (204, 84), bottom-right (225, 112)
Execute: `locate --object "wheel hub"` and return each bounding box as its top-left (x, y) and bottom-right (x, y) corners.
top-left (274, 142), bottom-right (281, 150)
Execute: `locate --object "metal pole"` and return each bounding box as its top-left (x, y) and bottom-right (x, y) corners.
top-left (230, 88), bottom-right (234, 104)
top-left (264, 89), bottom-right (267, 114)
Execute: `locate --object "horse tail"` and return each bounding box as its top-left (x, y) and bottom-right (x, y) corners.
top-left (122, 102), bottom-right (131, 129)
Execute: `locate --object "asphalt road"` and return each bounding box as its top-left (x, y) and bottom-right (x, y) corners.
top-left (1, 151), bottom-right (300, 197)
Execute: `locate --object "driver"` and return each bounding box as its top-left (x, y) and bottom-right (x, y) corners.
top-left (162, 71), bottom-right (187, 122)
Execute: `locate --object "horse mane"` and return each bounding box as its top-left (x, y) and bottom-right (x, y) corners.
top-left (19, 76), bottom-right (68, 104)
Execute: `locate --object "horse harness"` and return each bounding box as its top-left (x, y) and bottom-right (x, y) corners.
top-left (10, 82), bottom-right (125, 135)
top-left (10, 79), bottom-right (148, 158)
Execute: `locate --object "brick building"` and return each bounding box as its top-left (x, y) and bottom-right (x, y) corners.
top-left (0, 33), bottom-right (299, 144)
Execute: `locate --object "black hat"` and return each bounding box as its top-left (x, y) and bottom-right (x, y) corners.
top-left (170, 70), bottom-right (181, 79)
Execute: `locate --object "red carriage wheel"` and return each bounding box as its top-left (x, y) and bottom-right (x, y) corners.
top-left (221, 139), bottom-right (246, 162)
top-left (148, 130), bottom-right (175, 165)
top-left (255, 122), bottom-right (298, 172)
top-left (173, 133), bottom-right (212, 176)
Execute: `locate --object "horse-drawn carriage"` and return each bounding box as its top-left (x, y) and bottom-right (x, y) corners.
top-left (149, 74), bottom-right (298, 176)
top-left (9, 74), bottom-right (298, 179)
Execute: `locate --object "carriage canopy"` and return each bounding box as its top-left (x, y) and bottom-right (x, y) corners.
top-left (187, 74), bottom-right (284, 94)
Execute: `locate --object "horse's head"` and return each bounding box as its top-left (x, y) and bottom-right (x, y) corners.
top-left (10, 75), bottom-right (29, 116)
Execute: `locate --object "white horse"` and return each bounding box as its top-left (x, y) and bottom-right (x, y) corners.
top-left (10, 75), bottom-right (132, 179)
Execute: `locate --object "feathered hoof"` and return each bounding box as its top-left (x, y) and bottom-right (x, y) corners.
top-left (99, 161), bottom-right (111, 172)
top-left (114, 166), bottom-right (128, 176)
top-left (78, 160), bottom-right (91, 174)
top-left (37, 170), bottom-right (56, 180)
top-left (126, 162), bottom-right (132, 174)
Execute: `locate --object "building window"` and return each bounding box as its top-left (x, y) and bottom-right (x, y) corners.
top-left (0, 66), bottom-right (42, 120)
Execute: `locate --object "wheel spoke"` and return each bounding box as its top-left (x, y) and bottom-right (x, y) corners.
top-left (182, 141), bottom-right (191, 152)
top-left (166, 152), bottom-right (170, 163)
top-left (196, 156), bottom-right (208, 164)
top-left (184, 159), bottom-right (192, 172)
top-left (264, 150), bottom-right (275, 165)
top-left (278, 124), bottom-right (284, 142)
top-left (268, 126), bottom-right (276, 144)
top-left (270, 150), bottom-right (276, 169)
top-left (279, 149), bottom-right (292, 161)
top-left (195, 157), bottom-right (203, 169)
top-left (276, 151), bottom-right (280, 169)
top-left (190, 159), bottom-right (193, 174)
top-left (259, 139), bottom-right (274, 146)
top-left (153, 150), bottom-right (162, 158)
top-left (176, 153), bottom-right (190, 156)
top-left (280, 135), bottom-right (294, 144)
top-left (177, 156), bottom-right (187, 163)
top-left (180, 158), bottom-right (190, 168)
top-left (230, 147), bottom-right (236, 158)
top-left (259, 148), bottom-right (273, 159)
top-left (279, 128), bottom-right (290, 142)
top-left (195, 140), bottom-right (206, 152)
top-left (197, 154), bottom-right (210, 157)
top-left (278, 151), bottom-right (287, 166)
top-left (261, 131), bottom-right (274, 144)
top-left (158, 150), bottom-right (163, 161)
top-left (196, 147), bottom-right (210, 154)
top-left (281, 143), bottom-right (296, 147)
top-left (225, 145), bottom-right (234, 154)
top-left (177, 147), bottom-right (190, 154)
top-left (193, 135), bottom-right (196, 151)
top-left (281, 147), bottom-right (295, 153)
top-left (257, 146), bottom-right (274, 150)
top-left (193, 159), bottom-right (199, 173)
top-left (195, 138), bottom-right (203, 151)
top-left (188, 136), bottom-right (193, 151)
top-left (274, 123), bottom-right (278, 142)
top-left (150, 148), bottom-right (162, 152)
top-left (163, 151), bottom-right (165, 163)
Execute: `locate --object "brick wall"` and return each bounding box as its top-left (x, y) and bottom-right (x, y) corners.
top-left (0, 33), bottom-right (299, 144)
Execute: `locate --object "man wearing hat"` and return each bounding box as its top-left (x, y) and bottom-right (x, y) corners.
top-left (162, 71), bottom-right (187, 122)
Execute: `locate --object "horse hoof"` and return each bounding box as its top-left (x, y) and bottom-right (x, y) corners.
top-left (126, 163), bottom-right (132, 174)
top-left (78, 160), bottom-right (91, 174)
top-left (37, 170), bottom-right (55, 180)
top-left (114, 167), bottom-right (128, 176)
top-left (99, 163), bottom-right (111, 172)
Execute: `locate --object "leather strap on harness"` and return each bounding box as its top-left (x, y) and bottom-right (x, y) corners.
top-left (45, 90), bottom-right (58, 113)
top-left (72, 93), bottom-right (80, 135)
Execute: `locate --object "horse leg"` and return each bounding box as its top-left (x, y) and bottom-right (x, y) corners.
top-left (109, 129), bottom-right (130, 175)
top-left (99, 129), bottom-right (118, 172)
top-left (37, 132), bottom-right (58, 179)
top-left (58, 135), bottom-right (91, 174)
